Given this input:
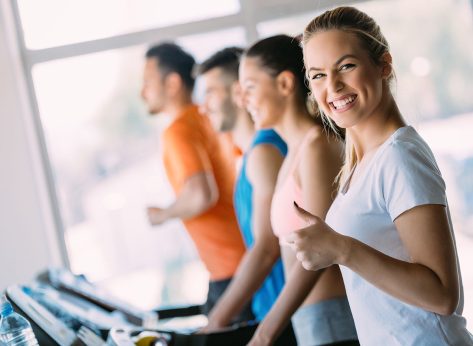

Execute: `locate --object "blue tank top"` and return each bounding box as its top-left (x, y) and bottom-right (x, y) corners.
top-left (234, 129), bottom-right (287, 321)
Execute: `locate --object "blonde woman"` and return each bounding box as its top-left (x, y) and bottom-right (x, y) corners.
top-left (288, 6), bottom-right (473, 345)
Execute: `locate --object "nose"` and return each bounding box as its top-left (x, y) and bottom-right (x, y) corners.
top-left (327, 73), bottom-right (344, 94)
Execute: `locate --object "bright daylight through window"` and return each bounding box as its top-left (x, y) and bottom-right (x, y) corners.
top-left (13, 0), bottom-right (473, 323)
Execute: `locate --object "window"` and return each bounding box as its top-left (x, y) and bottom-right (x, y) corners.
top-left (177, 27), bottom-right (246, 63)
top-left (17, 0), bottom-right (240, 49)
top-left (257, 12), bottom-right (317, 38)
top-left (178, 27), bottom-right (247, 103)
top-left (12, 0), bottom-right (473, 322)
top-left (29, 25), bottom-right (247, 309)
top-left (32, 46), bottom-right (207, 309)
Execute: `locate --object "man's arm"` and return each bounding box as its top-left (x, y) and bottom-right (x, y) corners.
top-left (203, 144), bottom-right (284, 329)
top-left (149, 122), bottom-right (220, 226)
top-left (148, 171), bottom-right (219, 225)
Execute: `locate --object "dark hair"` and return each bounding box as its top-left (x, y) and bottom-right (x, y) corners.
top-left (197, 47), bottom-right (243, 81)
top-left (245, 34), bottom-right (309, 107)
top-left (146, 42), bottom-right (196, 91)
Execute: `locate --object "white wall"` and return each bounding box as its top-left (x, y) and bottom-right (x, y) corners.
top-left (0, 3), bottom-right (64, 291)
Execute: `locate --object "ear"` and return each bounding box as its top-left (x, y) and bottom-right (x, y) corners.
top-left (276, 71), bottom-right (296, 96)
top-left (164, 72), bottom-right (183, 95)
top-left (380, 52), bottom-right (393, 79)
top-left (230, 81), bottom-right (244, 109)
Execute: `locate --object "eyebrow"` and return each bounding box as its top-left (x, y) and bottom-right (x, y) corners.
top-left (308, 54), bottom-right (358, 72)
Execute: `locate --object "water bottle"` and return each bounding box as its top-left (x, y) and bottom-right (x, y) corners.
top-left (0, 295), bottom-right (38, 346)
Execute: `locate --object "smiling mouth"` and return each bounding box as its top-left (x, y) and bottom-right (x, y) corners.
top-left (329, 95), bottom-right (357, 111)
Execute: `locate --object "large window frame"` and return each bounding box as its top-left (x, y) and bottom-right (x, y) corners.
top-left (7, 0), bottom-right (367, 268)
top-left (3, 0), bottom-right (473, 322)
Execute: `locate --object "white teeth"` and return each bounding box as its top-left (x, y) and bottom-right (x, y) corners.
top-left (332, 96), bottom-right (355, 109)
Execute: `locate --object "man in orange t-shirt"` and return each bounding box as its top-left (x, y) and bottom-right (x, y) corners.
top-left (141, 43), bottom-right (252, 322)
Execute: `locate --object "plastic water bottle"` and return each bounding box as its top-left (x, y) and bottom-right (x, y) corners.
top-left (0, 295), bottom-right (38, 346)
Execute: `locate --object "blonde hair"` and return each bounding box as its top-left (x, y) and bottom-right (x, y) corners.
top-left (302, 6), bottom-right (393, 187)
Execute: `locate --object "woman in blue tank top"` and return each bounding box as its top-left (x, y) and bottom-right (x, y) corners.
top-left (234, 129), bottom-right (287, 320)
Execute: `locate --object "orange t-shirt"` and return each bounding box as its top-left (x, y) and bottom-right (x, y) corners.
top-left (162, 104), bottom-right (246, 281)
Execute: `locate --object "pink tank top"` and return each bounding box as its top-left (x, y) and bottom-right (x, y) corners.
top-left (271, 128), bottom-right (318, 239)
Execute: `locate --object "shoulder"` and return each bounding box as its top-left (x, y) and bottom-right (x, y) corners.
top-left (295, 127), bottom-right (343, 194)
top-left (377, 127), bottom-right (447, 219)
top-left (246, 143), bottom-right (284, 185)
top-left (248, 143), bottom-right (284, 168)
top-left (164, 117), bottom-right (196, 143)
top-left (252, 129), bottom-right (287, 156)
top-left (379, 126), bottom-right (441, 175)
top-left (301, 127), bottom-right (344, 168)
top-left (253, 129), bottom-right (285, 144)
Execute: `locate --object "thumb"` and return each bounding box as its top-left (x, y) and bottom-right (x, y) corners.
top-left (294, 201), bottom-right (317, 225)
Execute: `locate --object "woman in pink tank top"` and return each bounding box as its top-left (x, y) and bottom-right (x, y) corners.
top-left (240, 35), bottom-right (358, 346)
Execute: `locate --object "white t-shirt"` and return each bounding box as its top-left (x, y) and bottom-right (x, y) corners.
top-left (326, 126), bottom-right (473, 345)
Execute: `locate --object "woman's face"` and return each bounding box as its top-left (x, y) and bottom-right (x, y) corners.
top-left (304, 29), bottom-right (385, 130)
top-left (239, 57), bottom-right (284, 129)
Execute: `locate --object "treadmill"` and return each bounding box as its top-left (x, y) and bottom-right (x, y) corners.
top-left (5, 268), bottom-right (296, 345)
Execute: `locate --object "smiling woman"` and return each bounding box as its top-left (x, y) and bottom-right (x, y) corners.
top-left (287, 6), bottom-right (473, 345)
top-left (2, 0), bottom-right (473, 334)
top-left (304, 27), bottom-right (392, 183)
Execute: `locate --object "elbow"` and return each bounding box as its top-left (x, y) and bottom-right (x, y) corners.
top-left (253, 240), bottom-right (280, 264)
top-left (436, 303), bottom-right (457, 316)
top-left (265, 244), bottom-right (281, 263)
top-left (208, 186), bottom-right (219, 208)
top-left (437, 296), bottom-right (459, 316)
top-left (196, 184), bottom-right (219, 212)
top-left (433, 289), bottom-right (459, 316)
